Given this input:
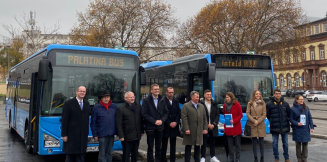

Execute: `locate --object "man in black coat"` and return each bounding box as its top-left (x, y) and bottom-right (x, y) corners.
top-left (116, 91), bottom-right (143, 162)
top-left (160, 87), bottom-right (181, 162)
top-left (200, 89), bottom-right (220, 162)
top-left (266, 89), bottom-right (291, 162)
top-left (142, 83), bottom-right (168, 162)
top-left (61, 86), bottom-right (91, 162)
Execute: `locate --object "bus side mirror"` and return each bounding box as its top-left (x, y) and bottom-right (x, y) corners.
top-left (38, 57), bottom-right (50, 81)
top-left (208, 63), bottom-right (216, 81)
top-left (140, 66), bottom-right (146, 85)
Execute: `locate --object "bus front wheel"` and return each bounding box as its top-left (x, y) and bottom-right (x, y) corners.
top-left (24, 124), bottom-right (33, 154)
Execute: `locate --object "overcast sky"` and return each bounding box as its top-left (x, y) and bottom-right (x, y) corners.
top-left (1, 0), bottom-right (326, 41)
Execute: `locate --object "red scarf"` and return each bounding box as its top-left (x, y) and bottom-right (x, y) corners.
top-left (100, 100), bottom-right (112, 110)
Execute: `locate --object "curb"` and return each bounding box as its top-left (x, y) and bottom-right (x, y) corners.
top-left (312, 117), bottom-right (327, 120)
top-left (289, 132), bottom-right (327, 140)
top-left (310, 133), bottom-right (327, 140)
top-left (138, 149), bottom-right (188, 160)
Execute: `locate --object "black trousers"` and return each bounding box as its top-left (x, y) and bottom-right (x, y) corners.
top-left (185, 145), bottom-right (200, 162)
top-left (227, 135), bottom-right (241, 162)
top-left (122, 140), bottom-right (140, 162)
top-left (65, 154), bottom-right (85, 162)
top-left (252, 137), bottom-right (264, 158)
top-left (146, 129), bottom-right (163, 162)
top-left (161, 136), bottom-right (177, 162)
top-left (201, 131), bottom-right (216, 158)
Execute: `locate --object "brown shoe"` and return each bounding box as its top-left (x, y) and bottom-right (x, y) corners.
top-left (285, 160), bottom-right (290, 162)
top-left (275, 159), bottom-right (279, 162)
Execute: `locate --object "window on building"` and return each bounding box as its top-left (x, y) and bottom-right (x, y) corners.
top-left (324, 23), bottom-right (327, 32)
top-left (320, 48), bottom-right (325, 60)
top-left (286, 52), bottom-right (290, 64)
top-left (307, 27), bottom-right (311, 36)
top-left (322, 71), bottom-right (327, 87)
top-left (310, 47), bottom-right (315, 60)
top-left (315, 25), bottom-right (319, 34)
top-left (302, 50), bottom-right (306, 61)
top-left (287, 74), bottom-right (292, 89)
top-left (280, 75), bottom-right (284, 89)
top-left (293, 52), bottom-right (298, 63)
top-left (295, 73), bottom-right (300, 87)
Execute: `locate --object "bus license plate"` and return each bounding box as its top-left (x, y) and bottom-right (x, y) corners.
top-left (87, 146), bottom-right (99, 152)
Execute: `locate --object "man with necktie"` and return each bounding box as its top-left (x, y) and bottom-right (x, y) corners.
top-left (61, 86), bottom-right (91, 162)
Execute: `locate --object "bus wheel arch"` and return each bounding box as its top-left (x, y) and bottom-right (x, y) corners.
top-left (24, 120), bottom-right (33, 154)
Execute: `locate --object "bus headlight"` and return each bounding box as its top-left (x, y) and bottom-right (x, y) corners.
top-left (43, 133), bottom-right (60, 148)
top-left (218, 122), bottom-right (224, 130)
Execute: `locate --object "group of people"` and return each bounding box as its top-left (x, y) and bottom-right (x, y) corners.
top-left (60, 85), bottom-right (315, 162)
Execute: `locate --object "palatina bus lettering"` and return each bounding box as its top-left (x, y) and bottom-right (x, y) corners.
top-left (67, 55), bottom-right (124, 67)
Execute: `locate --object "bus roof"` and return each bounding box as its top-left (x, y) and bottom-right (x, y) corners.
top-left (11, 44), bottom-right (138, 70)
top-left (141, 61), bottom-right (172, 69)
top-left (142, 53), bottom-right (270, 69)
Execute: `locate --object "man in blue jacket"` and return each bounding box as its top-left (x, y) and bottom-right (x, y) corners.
top-left (91, 91), bottom-right (117, 162)
top-left (266, 89), bottom-right (291, 162)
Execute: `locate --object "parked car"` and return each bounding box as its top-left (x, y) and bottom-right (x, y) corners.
top-left (286, 89), bottom-right (294, 97)
top-left (281, 90), bottom-right (287, 96)
top-left (303, 90), bottom-right (312, 98)
top-left (293, 90), bottom-right (305, 97)
top-left (307, 91), bottom-right (326, 102)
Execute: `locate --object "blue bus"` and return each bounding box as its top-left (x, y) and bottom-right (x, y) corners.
top-left (5, 44), bottom-right (142, 155)
top-left (141, 54), bottom-right (274, 136)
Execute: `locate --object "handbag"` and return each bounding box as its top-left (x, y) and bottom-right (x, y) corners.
top-left (244, 120), bottom-right (251, 136)
top-left (244, 103), bottom-right (257, 136)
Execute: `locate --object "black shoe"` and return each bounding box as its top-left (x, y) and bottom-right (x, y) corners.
top-left (260, 157), bottom-right (264, 162)
top-left (254, 157), bottom-right (258, 162)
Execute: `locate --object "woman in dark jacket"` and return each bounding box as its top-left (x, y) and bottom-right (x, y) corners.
top-left (246, 90), bottom-right (266, 162)
top-left (223, 92), bottom-right (243, 162)
top-left (290, 95), bottom-right (314, 162)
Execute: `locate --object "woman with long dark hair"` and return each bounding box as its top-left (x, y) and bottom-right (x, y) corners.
top-left (223, 92), bottom-right (243, 162)
top-left (290, 95), bottom-right (314, 162)
top-left (246, 90), bottom-right (266, 162)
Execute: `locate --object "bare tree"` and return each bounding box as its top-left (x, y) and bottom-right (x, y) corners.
top-left (174, 0), bottom-right (305, 56)
top-left (70, 0), bottom-right (177, 61)
top-left (3, 11), bottom-right (60, 57)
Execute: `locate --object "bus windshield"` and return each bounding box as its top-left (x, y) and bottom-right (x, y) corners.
top-left (40, 49), bottom-right (139, 116)
top-left (214, 69), bottom-right (273, 110)
top-left (41, 66), bottom-right (137, 116)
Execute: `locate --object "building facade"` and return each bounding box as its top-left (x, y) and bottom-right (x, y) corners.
top-left (269, 15), bottom-right (327, 90)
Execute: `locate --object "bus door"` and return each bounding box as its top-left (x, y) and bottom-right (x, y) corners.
top-left (13, 78), bottom-right (20, 129)
top-left (27, 73), bottom-right (40, 153)
top-left (188, 73), bottom-right (205, 98)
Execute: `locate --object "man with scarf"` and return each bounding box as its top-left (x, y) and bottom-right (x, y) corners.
top-left (91, 91), bottom-right (117, 162)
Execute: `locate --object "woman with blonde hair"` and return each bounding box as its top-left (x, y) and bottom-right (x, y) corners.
top-left (246, 90), bottom-right (266, 162)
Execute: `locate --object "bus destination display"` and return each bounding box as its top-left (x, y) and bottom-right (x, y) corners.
top-left (55, 52), bottom-right (135, 69)
top-left (214, 55), bottom-right (271, 69)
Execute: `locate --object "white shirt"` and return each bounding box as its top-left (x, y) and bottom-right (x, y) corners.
top-left (205, 100), bottom-right (211, 123)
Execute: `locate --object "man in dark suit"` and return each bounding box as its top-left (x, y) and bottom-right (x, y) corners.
top-left (61, 86), bottom-right (91, 162)
top-left (142, 83), bottom-right (168, 162)
top-left (160, 87), bottom-right (181, 162)
top-left (200, 89), bottom-right (220, 162)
